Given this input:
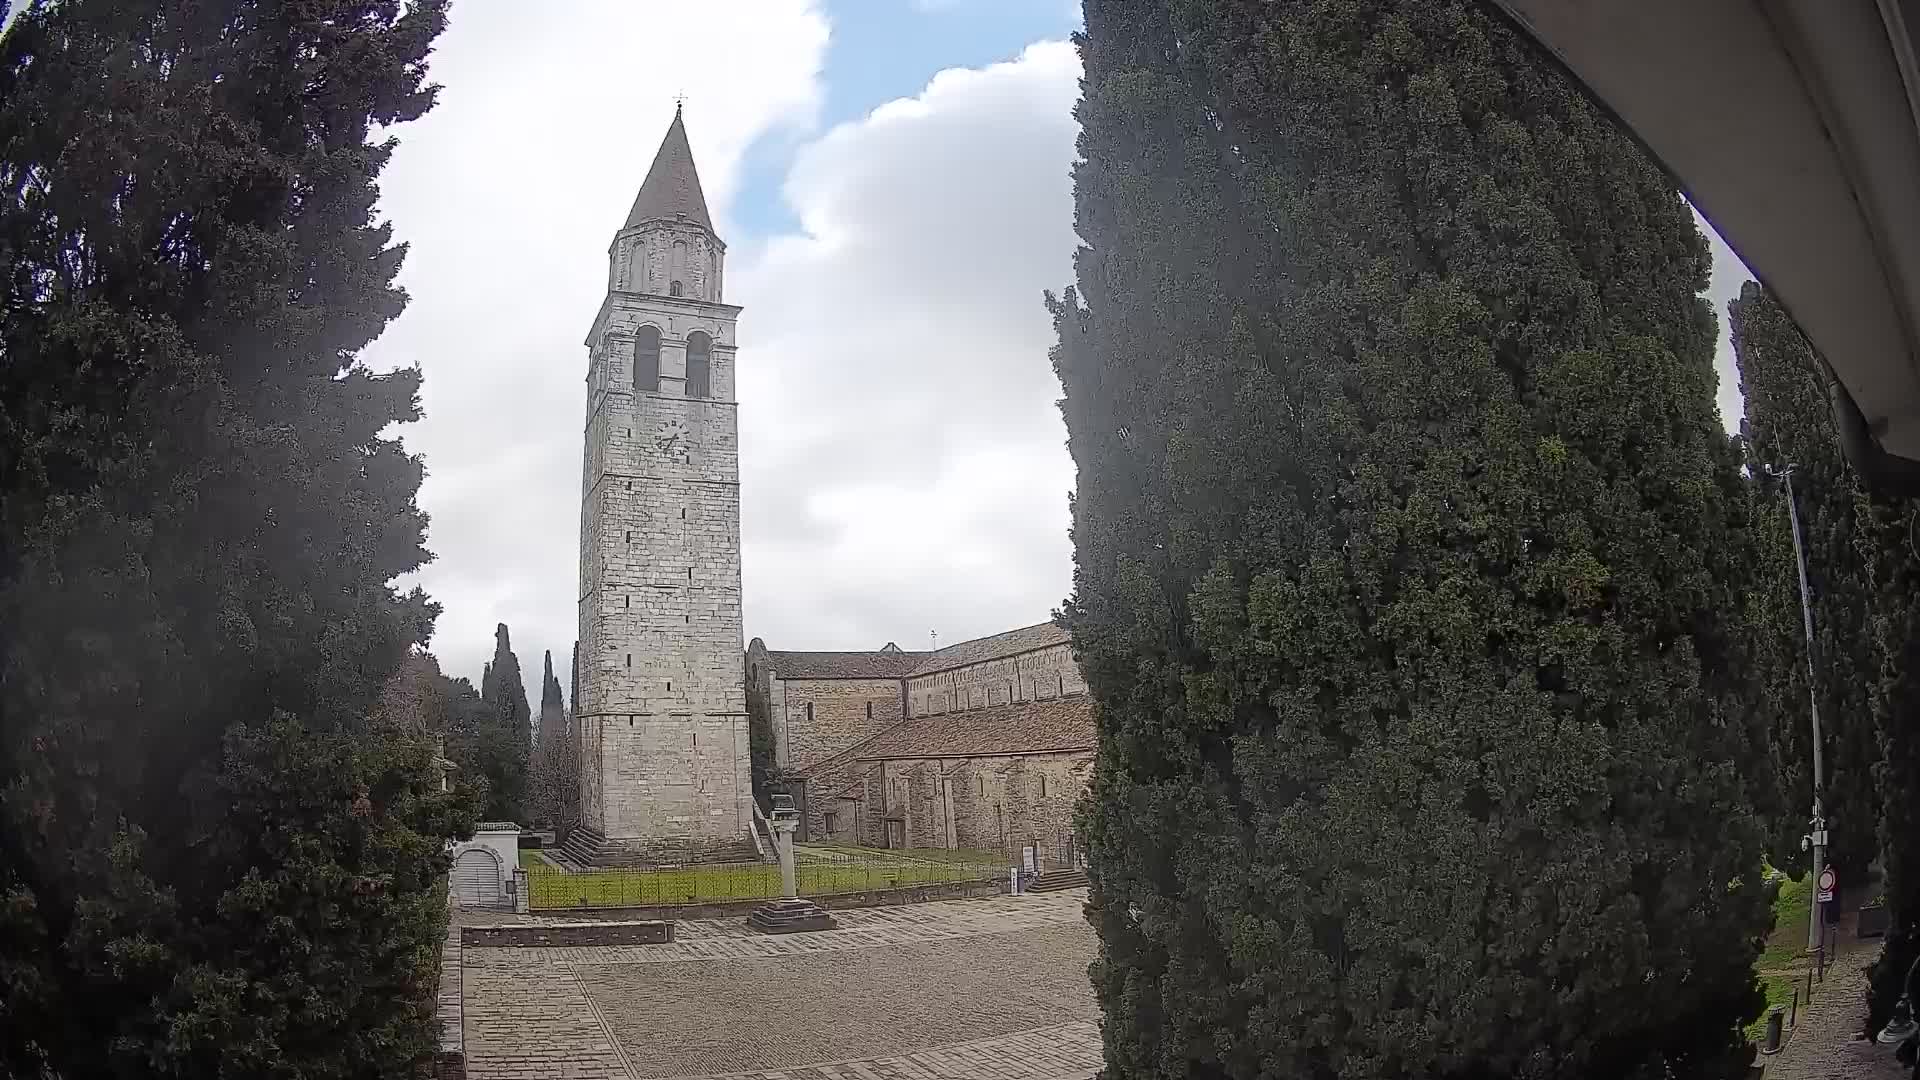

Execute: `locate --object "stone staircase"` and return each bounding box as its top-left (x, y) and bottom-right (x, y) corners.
top-left (1025, 867), bottom-right (1089, 893)
top-left (558, 825), bottom-right (608, 868)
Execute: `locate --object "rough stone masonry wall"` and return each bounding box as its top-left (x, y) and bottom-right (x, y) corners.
top-left (905, 642), bottom-right (1087, 718)
top-left (576, 243), bottom-right (750, 856)
top-left (861, 752), bottom-right (1089, 861)
top-left (774, 677), bottom-right (905, 773)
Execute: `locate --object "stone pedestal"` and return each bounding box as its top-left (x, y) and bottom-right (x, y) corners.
top-left (747, 895), bottom-right (837, 934)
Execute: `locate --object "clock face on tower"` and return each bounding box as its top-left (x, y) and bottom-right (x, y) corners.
top-left (653, 417), bottom-right (690, 463)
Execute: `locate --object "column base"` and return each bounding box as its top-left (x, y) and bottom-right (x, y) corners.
top-left (747, 896), bottom-right (837, 934)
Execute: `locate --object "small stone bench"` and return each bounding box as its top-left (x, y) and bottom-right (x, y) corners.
top-left (460, 920), bottom-right (674, 947)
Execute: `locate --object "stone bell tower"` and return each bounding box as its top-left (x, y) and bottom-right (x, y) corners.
top-left (571, 106), bottom-right (753, 866)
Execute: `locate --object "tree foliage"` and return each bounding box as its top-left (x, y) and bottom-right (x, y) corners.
top-left (0, 0), bottom-right (461, 1074)
top-left (1729, 282), bottom-right (1880, 880)
top-left (528, 650), bottom-right (575, 829)
top-left (1867, 497), bottom-right (1920, 1032)
top-left (438, 671), bottom-right (524, 825)
top-left (1055, 3), bottom-right (1772, 1077)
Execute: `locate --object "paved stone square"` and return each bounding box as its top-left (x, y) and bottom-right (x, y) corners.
top-left (457, 892), bottom-right (1100, 1080)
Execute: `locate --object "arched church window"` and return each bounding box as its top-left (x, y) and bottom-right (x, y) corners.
top-left (635, 325), bottom-right (661, 392)
top-left (669, 280), bottom-right (684, 297)
top-left (686, 330), bottom-right (712, 398)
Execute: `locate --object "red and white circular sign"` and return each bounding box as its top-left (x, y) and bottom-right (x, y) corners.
top-left (1818, 866), bottom-right (1837, 893)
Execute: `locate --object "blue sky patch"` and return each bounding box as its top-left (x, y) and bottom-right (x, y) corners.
top-left (729, 0), bottom-right (1082, 244)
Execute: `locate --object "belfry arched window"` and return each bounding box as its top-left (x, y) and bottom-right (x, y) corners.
top-left (686, 330), bottom-right (712, 399)
top-left (635, 325), bottom-right (660, 392)
top-left (669, 280), bottom-right (684, 297)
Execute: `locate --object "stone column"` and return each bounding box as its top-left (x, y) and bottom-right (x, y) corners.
top-left (774, 816), bottom-right (798, 898)
top-left (747, 798), bottom-right (835, 934)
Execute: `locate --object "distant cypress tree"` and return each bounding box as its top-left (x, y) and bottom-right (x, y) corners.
top-left (564, 641), bottom-right (582, 831)
top-left (541, 650), bottom-right (564, 735)
top-left (486, 623), bottom-right (531, 741)
top-left (527, 650), bottom-right (570, 827)
top-left (1730, 282), bottom-right (1881, 881)
top-left (466, 624), bottom-right (530, 821)
top-left (1055, 2), bottom-right (1771, 1077)
top-left (0, 1), bottom-right (464, 1074)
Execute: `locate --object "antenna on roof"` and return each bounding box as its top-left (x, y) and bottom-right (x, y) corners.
top-left (930, 629), bottom-right (938, 651)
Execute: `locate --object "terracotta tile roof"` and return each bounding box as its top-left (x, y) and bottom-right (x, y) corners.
top-left (852, 696), bottom-right (1094, 761)
top-left (907, 622), bottom-right (1071, 677)
top-left (791, 738), bottom-right (877, 800)
top-left (766, 650), bottom-right (928, 680)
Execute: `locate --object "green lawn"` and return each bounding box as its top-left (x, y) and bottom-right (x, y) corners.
top-left (1759, 871), bottom-right (1813, 971)
top-left (804, 843), bottom-right (1005, 867)
top-left (524, 850), bottom-right (995, 910)
top-left (1745, 973), bottom-right (1799, 1042)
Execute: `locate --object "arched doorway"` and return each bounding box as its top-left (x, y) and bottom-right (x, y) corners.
top-left (451, 847), bottom-right (504, 909)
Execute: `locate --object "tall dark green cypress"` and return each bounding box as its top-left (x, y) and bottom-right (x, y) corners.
top-left (1868, 502), bottom-right (1920, 1032)
top-left (1730, 282), bottom-right (1881, 882)
top-left (0, 1), bottom-right (464, 1075)
top-left (1055, 3), bottom-right (1771, 1077)
top-left (486, 623), bottom-right (531, 743)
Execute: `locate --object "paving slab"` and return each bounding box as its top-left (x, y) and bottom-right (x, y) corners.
top-left (458, 890), bottom-right (1097, 1080)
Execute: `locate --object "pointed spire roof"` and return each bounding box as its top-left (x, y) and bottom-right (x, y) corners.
top-left (624, 105), bottom-right (714, 234)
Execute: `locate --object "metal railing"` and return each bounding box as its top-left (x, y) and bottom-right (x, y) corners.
top-left (525, 851), bottom-right (999, 910)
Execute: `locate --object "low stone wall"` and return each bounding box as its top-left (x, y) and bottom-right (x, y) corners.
top-left (539, 876), bottom-right (1005, 923)
top-left (461, 920), bottom-right (675, 947)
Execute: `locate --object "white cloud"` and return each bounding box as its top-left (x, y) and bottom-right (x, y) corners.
top-left (364, 1), bottom-right (829, 684)
top-left (734, 40), bottom-right (1083, 652)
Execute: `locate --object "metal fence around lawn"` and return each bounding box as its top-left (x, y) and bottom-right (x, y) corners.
top-left (525, 851), bottom-right (1000, 911)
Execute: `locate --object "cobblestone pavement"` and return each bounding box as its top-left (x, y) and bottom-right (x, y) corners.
top-left (681, 1020), bottom-right (1101, 1080)
top-left (462, 891), bottom-right (1089, 970)
top-left (460, 891), bottom-right (1098, 1080)
top-left (1761, 932), bottom-right (1907, 1080)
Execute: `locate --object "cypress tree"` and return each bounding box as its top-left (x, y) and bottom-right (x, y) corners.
top-left (1868, 505), bottom-right (1920, 1032)
top-left (1055, 3), bottom-right (1771, 1077)
top-left (1729, 282), bottom-right (1880, 882)
top-left (0, 1), bottom-right (462, 1074)
top-left (528, 650), bottom-right (570, 828)
top-left (486, 623), bottom-right (531, 744)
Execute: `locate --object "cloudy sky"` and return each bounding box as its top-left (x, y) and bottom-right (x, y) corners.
top-left (361, 0), bottom-right (1753, 689)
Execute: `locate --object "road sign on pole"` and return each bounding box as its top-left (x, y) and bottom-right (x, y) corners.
top-left (1817, 865), bottom-right (1837, 904)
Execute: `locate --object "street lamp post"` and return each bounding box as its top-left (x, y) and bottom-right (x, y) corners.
top-left (1774, 464), bottom-right (1830, 970)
